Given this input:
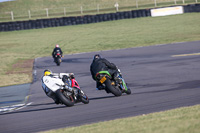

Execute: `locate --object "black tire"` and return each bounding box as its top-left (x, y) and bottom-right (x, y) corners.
top-left (105, 79), bottom-right (122, 96)
top-left (56, 62), bottom-right (60, 66)
top-left (80, 94), bottom-right (89, 104)
top-left (55, 57), bottom-right (61, 66)
top-left (56, 89), bottom-right (74, 107)
top-left (125, 88), bottom-right (131, 95)
top-left (56, 60), bottom-right (60, 66)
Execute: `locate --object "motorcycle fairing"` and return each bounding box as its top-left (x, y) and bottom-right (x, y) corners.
top-left (71, 79), bottom-right (80, 89)
top-left (118, 74), bottom-right (128, 91)
top-left (42, 76), bottom-right (65, 92)
top-left (99, 71), bottom-right (111, 77)
top-left (95, 70), bottom-right (111, 79)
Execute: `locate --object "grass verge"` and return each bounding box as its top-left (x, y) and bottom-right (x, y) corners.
top-left (40, 104), bottom-right (200, 133)
top-left (0, 13), bottom-right (200, 86)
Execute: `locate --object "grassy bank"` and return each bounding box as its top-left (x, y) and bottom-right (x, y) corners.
top-left (41, 104), bottom-right (200, 133)
top-left (0, 13), bottom-right (200, 86)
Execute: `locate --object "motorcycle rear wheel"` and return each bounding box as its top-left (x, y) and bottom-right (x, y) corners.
top-left (55, 57), bottom-right (61, 66)
top-left (56, 89), bottom-right (74, 107)
top-left (105, 79), bottom-right (122, 96)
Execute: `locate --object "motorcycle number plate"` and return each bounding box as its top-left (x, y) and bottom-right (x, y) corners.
top-left (100, 76), bottom-right (106, 84)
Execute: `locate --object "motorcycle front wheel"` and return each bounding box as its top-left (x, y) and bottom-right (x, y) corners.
top-left (123, 82), bottom-right (131, 95)
top-left (56, 89), bottom-right (74, 107)
top-left (80, 93), bottom-right (89, 104)
top-left (125, 88), bottom-right (131, 95)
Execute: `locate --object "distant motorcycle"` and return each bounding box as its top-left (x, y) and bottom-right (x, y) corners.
top-left (54, 53), bottom-right (62, 66)
top-left (42, 75), bottom-right (89, 107)
top-left (95, 69), bottom-right (131, 96)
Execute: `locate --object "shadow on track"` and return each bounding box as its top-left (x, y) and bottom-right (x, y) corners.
top-left (89, 93), bottom-right (133, 101)
top-left (89, 95), bottom-right (115, 101)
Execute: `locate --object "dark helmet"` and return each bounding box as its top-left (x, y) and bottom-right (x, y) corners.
top-left (62, 75), bottom-right (69, 83)
top-left (93, 54), bottom-right (101, 60)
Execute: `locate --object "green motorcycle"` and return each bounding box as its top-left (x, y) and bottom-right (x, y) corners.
top-left (95, 69), bottom-right (131, 96)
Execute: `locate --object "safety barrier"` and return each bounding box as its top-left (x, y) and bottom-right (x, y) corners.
top-left (0, 4), bottom-right (199, 32)
top-left (184, 3), bottom-right (200, 13)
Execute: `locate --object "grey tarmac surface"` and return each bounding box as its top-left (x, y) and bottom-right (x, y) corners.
top-left (0, 84), bottom-right (30, 107)
top-left (0, 41), bottom-right (200, 133)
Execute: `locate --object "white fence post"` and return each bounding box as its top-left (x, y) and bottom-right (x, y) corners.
top-left (196, 0), bottom-right (198, 3)
top-left (136, 0), bottom-right (138, 8)
top-left (80, 6), bottom-right (83, 14)
top-left (97, 4), bottom-right (99, 13)
top-left (64, 7), bottom-right (66, 16)
top-left (11, 11), bottom-right (14, 20)
top-left (45, 8), bottom-right (49, 17)
top-left (174, 0), bottom-right (177, 4)
top-left (154, 0), bottom-right (157, 7)
top-left (114, 2), bottom-right (119, 11)
top-left (28, 10), bottom-right (31, 19)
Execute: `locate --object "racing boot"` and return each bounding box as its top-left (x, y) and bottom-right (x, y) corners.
top-left (96, 82), bottom-right (105, 90)
top-left (54, 99), bottom-right (60, 104)
top-left (47, 90), bottom-right (60, 104)
top-left (96, 85), bottom-right (105, 90)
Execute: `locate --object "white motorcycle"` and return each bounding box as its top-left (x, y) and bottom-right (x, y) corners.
top-left (41, 75), bottom-right (89, 107)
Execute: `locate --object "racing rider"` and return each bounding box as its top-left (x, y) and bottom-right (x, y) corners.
top-left (42, 69), bottom-right (74, 104)
top-left (52, 44), bottom-right (63, 61)
top-left (90, 54), bottom-right (120, 91)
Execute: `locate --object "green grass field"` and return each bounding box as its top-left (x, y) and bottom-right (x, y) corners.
top-left (0, 13), bottom-right (200, 86)
top-left (40, 104), bottom-right (200, 133)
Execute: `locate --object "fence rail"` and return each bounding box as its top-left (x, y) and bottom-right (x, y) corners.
top-left (0, 0), bottom-right (199, 22)
top-left (0, 3), bottom-right (200, 32)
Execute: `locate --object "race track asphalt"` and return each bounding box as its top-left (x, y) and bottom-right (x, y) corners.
top-left (0, 41), bottom-right (200, 133)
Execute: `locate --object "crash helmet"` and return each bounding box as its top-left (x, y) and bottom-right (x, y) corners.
top-left (55, 44), bottom-right (59, 48)
top-left (44, 69), bottom-right (52, 76)
top-left (62, 75), bottom-right (70, 83)
top-left (93, 54), bottom-right (101, 60)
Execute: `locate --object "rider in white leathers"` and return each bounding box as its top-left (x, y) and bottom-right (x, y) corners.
top-left (41, 69), bottom-right (74, 104)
